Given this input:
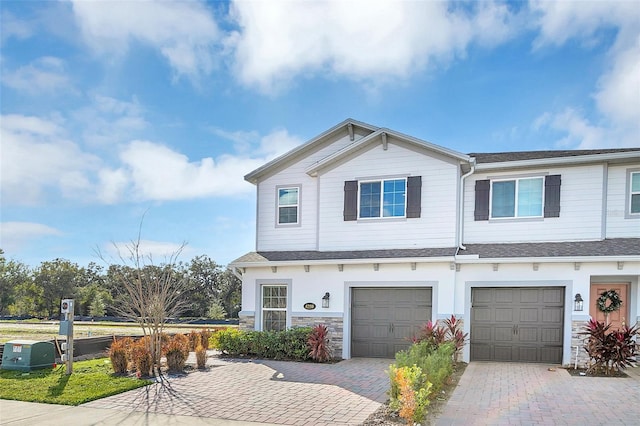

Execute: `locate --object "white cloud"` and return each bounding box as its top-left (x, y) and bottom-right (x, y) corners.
top-left (227, 1), bottom-right (518, 93)
top-left (0, 10), bottom-right (33, 44)
top-left (0, 222), bottom-right (62, 253)
top-left (72, 95), bottom-right (147, 147)
top-left (69, 0), bottom-right (220, 80)
top-left (0, 114), bottom-right (101, 205)
top-left (530, 1), bottom-right (640, 148)
top-left (114, 128), bottom-right (302, 201)
top-left (2, 56), bottom-right (71, 94)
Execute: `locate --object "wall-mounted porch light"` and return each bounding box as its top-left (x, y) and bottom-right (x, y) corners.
top-left (322, 292), bottom-right (330, 308)
top-left (574, 293), bottom-right (583, 311)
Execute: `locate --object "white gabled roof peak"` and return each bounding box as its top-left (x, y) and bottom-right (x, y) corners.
top-left (244, 118), bottom-right (379, 184)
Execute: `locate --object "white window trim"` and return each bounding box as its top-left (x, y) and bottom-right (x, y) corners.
top-left (254, 279), bottom-right (292, 331)
top-left (275, 185), bottom-right (301, 227)
top-left (357, 178), bottom-right (407, 220)
top-left (490, 176), bottom-right (545, 219)
top-left (626, 169), bottom-right (640, 219)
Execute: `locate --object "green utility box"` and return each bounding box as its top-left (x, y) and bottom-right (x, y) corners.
top-left (1, 340), bottom-right (56, 372)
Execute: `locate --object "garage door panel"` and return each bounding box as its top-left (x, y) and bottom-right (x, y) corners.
top-left (352, 287), bottom-right (432, 358)
top-left (495, 289), bottom-right (514, 303)
top-left (543, 308), bottom-right (562, 323)
top-left (471, 287), bottom-right (564, 363)
top-left (472, 307), bottom-right (492, 322)
top-left (495, 327), bottom-right (515, 341)
top-left (495, 308), bottom-right (513, 322)
top-left (518, 327), bottom-right (538, 342)
top-left (473, 288), bottom-right (492, 304)
top-left (520, 289), bottom-right (540, 303)
top-left (543, 288), bottom-right (564, 305)
top-left (471, 325), bottom-right (492, 341)
top-left (494, 346), bottom-right (513, 361)
top-left (519, 308), bottom-right (539, 322)
top-left (541, 328), bottom-right (562, 344)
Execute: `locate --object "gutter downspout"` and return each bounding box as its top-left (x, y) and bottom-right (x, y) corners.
top-left (458, 158), bottom-right (476, 251)
top-left (230, 266), bottom-right (243, 281)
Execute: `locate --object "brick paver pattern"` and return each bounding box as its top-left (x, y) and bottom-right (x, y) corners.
top-left (437, 362), bottom-right (640, 426)
top-left (84, 354), bottom-right (391, 426)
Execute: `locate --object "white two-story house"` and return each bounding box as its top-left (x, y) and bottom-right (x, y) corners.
top-left (230, 119), bottom-right (640, 365)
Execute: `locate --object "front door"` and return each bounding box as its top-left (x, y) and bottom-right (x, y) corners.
top-left (589, 283), bottom-right (629, 331)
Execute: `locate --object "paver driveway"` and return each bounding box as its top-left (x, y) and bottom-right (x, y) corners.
top-left (436, 362), bottom-right (640, 425)
top-left (83, 355), bottom-right (391, 426)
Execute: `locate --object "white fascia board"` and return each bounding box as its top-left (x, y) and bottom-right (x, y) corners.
top-left (245, 118), bottom-right (379, 184)
top-left (454, 255), bottom-right (640, 264)
top-left (475, 151), bottom-right (640, 172)
top-left (232, 256), bottom-right (455, 268)
top-left (306, 128), bottom-right (471, 176)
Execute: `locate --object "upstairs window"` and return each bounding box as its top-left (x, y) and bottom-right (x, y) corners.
top-left (631, 172), bottom-right (640, 215)
top-left (359, 178), bottom-right (406, 218)
top-left (491, 177), bottom-right (544, 218)
top-left (277, 187), bottom-right (299, 225)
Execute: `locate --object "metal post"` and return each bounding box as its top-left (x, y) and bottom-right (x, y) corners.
top-left (66, 309), bottom-right (73, 375)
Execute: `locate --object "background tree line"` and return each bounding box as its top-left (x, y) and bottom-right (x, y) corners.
top-left (0, 249), bottom-right (240, 319)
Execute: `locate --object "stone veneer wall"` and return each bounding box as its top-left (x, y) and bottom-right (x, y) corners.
top-left (238, 314), bottom-right (255, 331)
top-left (570, 320), bottom-right (590, 368)
top-left (291, 316), bottom-right (344, 358)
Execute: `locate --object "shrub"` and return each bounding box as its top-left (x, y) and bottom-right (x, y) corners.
top-left (164, 334), bottom-right (190, 373)
top-left (199, 329), bottom-right (211, 350)
top-left (215, 327), bottom-right (312, 361)
top-left (108, 337), bottom-right (130, 374)
top-left (188, 330), bottom-right (200, 351)
top-left (413, 320), bottom-right (446, 350)
top-left (389, 365), bottom-right (432, 424)
top-left (444, 315), bottom-right (468, 362)
top-left (195, 343), bottom-right (207, 369)
top-left (308, 324), bottom-right (333, 362)
top-left (131, 338), bottom-right (153, 377)
top-left (581, 319), bottom-right (639, 375)
top-left (394, 341), bottom-right (454, 395)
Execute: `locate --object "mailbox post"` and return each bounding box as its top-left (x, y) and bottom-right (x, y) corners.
top-left (59, 299), bottom-right (74, 375)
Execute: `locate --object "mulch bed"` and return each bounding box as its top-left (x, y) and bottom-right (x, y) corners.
top-left (564, 367), bottom-right (629, 378)
top-left (363, 362), bottom-right (467, 426)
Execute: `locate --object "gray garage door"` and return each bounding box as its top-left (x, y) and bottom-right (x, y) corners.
top-left (471, 287), bottom-right (564, 363)
top-left (351, 287), bottom-right (432, 358)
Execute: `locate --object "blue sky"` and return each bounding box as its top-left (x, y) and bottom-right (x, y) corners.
top-left (1, 1), bottom-right (638, 268)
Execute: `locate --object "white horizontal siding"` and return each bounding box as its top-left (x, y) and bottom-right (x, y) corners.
top-left (463, 164), bottom-right (605, 243)
top-left (318, 139), bottom-right (459, 250)
top-left (257, 133), bottom-right (367, 251)
top-left (606, 164), bottom-right (640, 238)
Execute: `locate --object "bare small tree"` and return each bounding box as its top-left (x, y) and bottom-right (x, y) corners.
top-left (98, 226), bottom-right (189, 374)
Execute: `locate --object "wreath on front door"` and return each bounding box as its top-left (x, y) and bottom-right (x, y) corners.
top-left (596, 290), bottom-right (622, 314)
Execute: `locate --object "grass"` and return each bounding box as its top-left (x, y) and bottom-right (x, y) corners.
top-left (0, 320), bottom-right (235, 343)
top-left (0, 358), bottom-right (151, 405)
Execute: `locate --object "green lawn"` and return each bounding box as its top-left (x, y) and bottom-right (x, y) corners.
top-left (0, 358), bottom-right (151, 405)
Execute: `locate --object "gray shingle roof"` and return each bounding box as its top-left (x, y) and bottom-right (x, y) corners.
top-left (469, 148), bottom-right (640, 164)
top-left (231, 247), bottom-right (457, 263)
top-left (459, 238), bottom-right (640, 258)
top-left (231, 239), bottom-right (640, 264)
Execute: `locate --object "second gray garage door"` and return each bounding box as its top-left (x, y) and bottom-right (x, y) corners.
top-left (351, 287), bottom-right (432, 358)
top-left (471, 287), bottom-right (564, 363)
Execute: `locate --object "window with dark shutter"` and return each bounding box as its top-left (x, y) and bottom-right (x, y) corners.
top-left (343, 180), bottom-right (358, 221)
top-left (544, 174), bottom-right (561, 218)
top-left (406, 176), bottom-right (422, 218)
top-left (474, 179), bottom-right (490, 221)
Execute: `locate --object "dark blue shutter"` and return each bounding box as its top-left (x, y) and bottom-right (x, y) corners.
top-left (474, 179), bottom-right (490, 221)
top-left (544, 175), bottom-right (561, 218)
top-left (406, 176), bottom-right (422, 218)
top-left (344, 180), bottom-right (358, 221)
